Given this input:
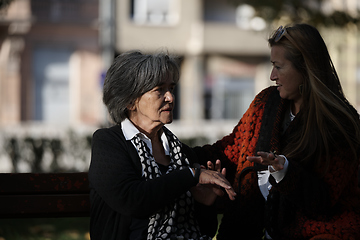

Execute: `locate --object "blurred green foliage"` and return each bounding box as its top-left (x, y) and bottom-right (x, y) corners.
top-left (230, 0), bottom-right (360, 28)
top-left (0, 218), bottom-right (90, 240)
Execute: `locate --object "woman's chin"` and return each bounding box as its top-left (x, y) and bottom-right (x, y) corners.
top-left (161, 117), bottom-right (173, 125)
top-left (165, 119), bottom-right (173, 124)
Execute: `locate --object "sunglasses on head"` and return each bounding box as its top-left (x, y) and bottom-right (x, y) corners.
top-left (272, 26), bottom-right (297, 45)
top-left (274, 26), bottom-right (286, 42)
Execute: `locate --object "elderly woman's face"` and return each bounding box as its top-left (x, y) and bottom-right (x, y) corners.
top-left (129, 78), bottom-right (176, 129)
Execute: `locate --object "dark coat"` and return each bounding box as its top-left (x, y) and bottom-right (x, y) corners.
top-left (89, 124), bottom-right (217, 240)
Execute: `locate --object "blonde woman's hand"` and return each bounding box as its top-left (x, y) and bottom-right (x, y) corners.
top-left (246, 151), bottom-right (285, 172)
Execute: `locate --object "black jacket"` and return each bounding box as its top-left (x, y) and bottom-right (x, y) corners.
top-left (89, 125), bottom-right (217, 240)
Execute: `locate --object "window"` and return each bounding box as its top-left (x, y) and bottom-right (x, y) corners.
top-left (208, 76), bottom-right (253, 119)
top-left (33, 47), bottom-right (71, 123)
top-left (131, 0), bottom-right (179, 25)
top-left (31, 0), bottom-right (98, 23)
top-left (204, 56), bottom-right (257, 120)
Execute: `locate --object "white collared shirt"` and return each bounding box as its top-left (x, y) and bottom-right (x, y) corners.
top-left (258, 158), bottom-right (289, 240)
top-left (121, 118), bottom-right (170, 156)
top-left (121, 119), bottom-right (170, 176)
top-left (122, 118), bottom-right (195, 177)
top-left (257, 157), bottom-right (289, 200)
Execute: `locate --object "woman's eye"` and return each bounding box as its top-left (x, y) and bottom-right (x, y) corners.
top-left (154, 84), bottom-right (176, 94)
top-left (154, 87), bottom-right (163, 93)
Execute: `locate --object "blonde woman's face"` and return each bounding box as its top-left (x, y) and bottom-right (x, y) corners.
top-left (270, 45), bottom-right (304, 110)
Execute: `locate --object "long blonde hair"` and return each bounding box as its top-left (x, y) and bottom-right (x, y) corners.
top-left (269, 23), bottom-right (360, 174)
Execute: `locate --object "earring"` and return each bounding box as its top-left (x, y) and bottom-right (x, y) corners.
top-left (299, 84), bottom-right (303, 95)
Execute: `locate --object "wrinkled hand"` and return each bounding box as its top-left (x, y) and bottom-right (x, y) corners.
top-left (191, 160), bottom-right (228, 205)
top-left (246, 151), bottom-right (285, 172)
top-left (196, 160), bottom-right (236, 201)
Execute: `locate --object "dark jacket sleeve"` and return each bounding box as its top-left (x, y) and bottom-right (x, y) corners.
top-left (88, 125), bottom-right (198, 218)
top-left (181, 143), bottom-right (219, 237)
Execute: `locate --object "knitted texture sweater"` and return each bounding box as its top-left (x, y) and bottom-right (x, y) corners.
top-left (194, 86), bottom-right (360, 240)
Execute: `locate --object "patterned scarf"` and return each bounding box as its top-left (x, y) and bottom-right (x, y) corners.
top-left (132, 127), bottom-right (211, 240)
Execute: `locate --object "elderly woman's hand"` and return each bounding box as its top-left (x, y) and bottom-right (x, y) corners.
top-left (190, 160), bottom-right (231, 205)
top-left (246, 151), bottom-right (285, 172)
top-left (195, 160), bottom-right (236, 201)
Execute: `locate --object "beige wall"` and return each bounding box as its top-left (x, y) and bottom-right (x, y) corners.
top-left (116, 0), bottom-right (269, 56)
top-left (70, 50), bottom-right (103, 125)
top-left (0, 0), bottom-right (31, 125)
top-left (116, 0), bottom-right (202, 54)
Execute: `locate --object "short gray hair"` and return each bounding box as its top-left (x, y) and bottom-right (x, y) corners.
top-left (103, 50), bottom-right (180, 124)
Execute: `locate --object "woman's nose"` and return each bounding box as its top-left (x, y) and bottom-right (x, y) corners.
top-left (270, 69), bottom-right (277, 81)
top-left (165, 91), bottom-right (174, 102)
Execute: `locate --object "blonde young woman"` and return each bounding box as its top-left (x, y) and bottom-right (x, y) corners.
top-left (194, 23), bottom-right (360, 240)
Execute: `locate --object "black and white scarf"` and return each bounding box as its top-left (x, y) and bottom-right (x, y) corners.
top-left (132, 127), bottom-right (211, 240)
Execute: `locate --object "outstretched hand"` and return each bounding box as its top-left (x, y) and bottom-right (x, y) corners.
top-left (246, 151), bottom-right (285, 172)
top-left (191, 160), bottom-right (236, 205)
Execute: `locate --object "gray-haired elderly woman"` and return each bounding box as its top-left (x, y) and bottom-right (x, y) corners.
top-left (88, 50), bottom-right (236, 240)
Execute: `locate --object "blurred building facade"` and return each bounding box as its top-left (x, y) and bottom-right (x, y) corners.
top-left (0, 0), bottom-right (102, 172)
top-left (0, 0), bottom-right (359, 172)
top-left (114, 0), bottom-right (360, 140)
top-left (114, 0), bottom-right (273, 141)
top-left (0, 0), bottom-right (102, 127)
